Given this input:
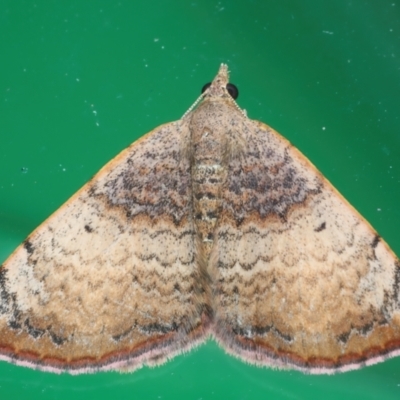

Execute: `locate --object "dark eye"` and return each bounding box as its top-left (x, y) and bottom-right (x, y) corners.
top-left (201, 82), bottom-right (211, 94)
top-left (226, 83), bottom-right (239, 99)
top-left (201, 82), bottom-right (239, 100)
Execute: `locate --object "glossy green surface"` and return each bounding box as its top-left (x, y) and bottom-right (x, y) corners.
top-left (1, 1), bottom-right (400, 399)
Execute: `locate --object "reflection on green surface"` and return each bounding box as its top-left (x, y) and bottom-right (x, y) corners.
top-left (1, 1), bottom-right (400, 399)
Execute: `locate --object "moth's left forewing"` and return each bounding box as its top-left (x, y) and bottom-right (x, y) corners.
top-left (212, 118), bottom-right (400, 373)
top-left (0, 121), bottom-right (210, 373)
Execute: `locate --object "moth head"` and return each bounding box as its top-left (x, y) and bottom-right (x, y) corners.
top-left (201, 63), bottom-right (239, 100)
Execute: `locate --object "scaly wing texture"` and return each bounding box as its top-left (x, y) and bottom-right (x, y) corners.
top-left (212, 119), bottom-right (400, 374)
top-left (0, 121), bottom-right (210, 373)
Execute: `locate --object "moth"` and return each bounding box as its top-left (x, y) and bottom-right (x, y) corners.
top-left (0, 64), bottom-right (399, 374)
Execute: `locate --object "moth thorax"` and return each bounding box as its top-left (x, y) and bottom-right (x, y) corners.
top-left (191, 135), bottom-right (228, 261)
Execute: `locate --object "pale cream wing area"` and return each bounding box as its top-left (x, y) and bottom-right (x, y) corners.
top-left (0, 121), bottom-right (209, 373)
top-left (212, 119), bottom-right (400, 373)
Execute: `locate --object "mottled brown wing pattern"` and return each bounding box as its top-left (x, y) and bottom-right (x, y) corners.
top-left (212, 119), bottom-right (400, 373)
top-left (0, 121), bottom-right (210, 373)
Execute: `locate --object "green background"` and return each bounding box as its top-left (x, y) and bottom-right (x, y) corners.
top-left (1, 1), bottom-right (400, 399)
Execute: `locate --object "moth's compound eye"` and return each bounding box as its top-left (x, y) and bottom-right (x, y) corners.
top-left (201, 82), bottom-right (211, 94)
top-left (226, 83), bottom-right (239, 99)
